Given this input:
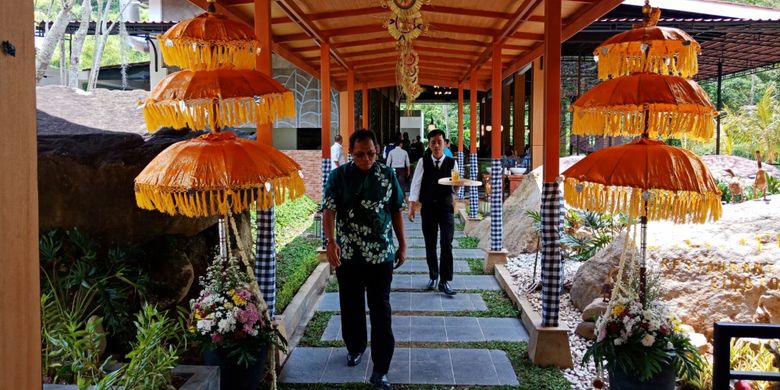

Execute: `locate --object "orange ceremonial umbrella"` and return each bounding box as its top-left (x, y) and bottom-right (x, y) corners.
top-left (562, 137), bottom-right (721, 303)
top-left (594, 7), bottom-right (700, 80)
top-left (158, 0), bottom-right (259, 70)
top-left (141, 69), bottom-right (295, 132)
top-left (134, 131), bottom-right (305, 218)
top-left (571, 72), bottom-right (716, 141)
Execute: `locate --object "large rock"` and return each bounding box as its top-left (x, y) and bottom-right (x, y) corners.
top-left (570, 233), bottom-right (632, 311)
top-left (582, 298), bottom-right (609, 321)
top-left (473, 156), bottom-right (583, 255)
top-left (37, 96), bottom-right (216, 242)
top-left (575, 321), bottom-right (596, 340)
top-left (571, 196), bottom-right (780, 338)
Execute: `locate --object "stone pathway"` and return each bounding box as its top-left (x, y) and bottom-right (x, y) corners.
top-left (279, 218), bottom-right (526, 387)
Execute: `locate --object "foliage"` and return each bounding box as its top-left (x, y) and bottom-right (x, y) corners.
top-left (456, 236), bottom-right (480, 249)
top-left (400, 103), bottom-right (479, 147)
top-left (727, 339), bottom-right (779, 390)
top-left (719, 85), bottom-right (780, 164)
top-left (274, 195), bottom-right (318, 246)
top-left (465, 257), bottom-right (485, 274)
top-left (583, 296), bottom-right (704, 382)
top-left (561, 210), bottom-right (625, 262)
top-left (39, 229), bottom-right (155, 352)
top-left (189, 254), bottom-right (286, 368)
top-left (275, 235), bottom-right (319, 312)
top-left (678, 359), bottom-right (713, 390)
top-left (97, 305), bottom-right (185, 390)
top-left (41, 275), bottom-right (110, 385)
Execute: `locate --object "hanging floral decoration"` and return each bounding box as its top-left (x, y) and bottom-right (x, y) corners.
top-left (381, 0), bottom-right (430, 19)
top-left (382, 0), bottom-right (428, 107)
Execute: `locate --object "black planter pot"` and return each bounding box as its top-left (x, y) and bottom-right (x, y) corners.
top-left (608, 363), bottom-right (675, 390)
top-left (202, 345), bottom-right (268, 390)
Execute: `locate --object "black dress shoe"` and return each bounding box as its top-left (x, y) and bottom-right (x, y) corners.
top-left (438, 281), bottom-right (457, 296)
top-left (426, 279), bottom-right (438, 290)
top-left (346, 352), bottom-right (363, 367)
top-left (369, 372), bottom-right (391, 389)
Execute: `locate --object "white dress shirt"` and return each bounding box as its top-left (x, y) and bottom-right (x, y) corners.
top-left (386, 147), bottom-right (410, 169)
top-left (330, 142), bottom-right (346, 170)
top-left (409, 154), bottom-right (459, 202)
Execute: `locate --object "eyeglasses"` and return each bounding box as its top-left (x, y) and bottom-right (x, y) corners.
top-left (353, 151), bottom-right (376, 160)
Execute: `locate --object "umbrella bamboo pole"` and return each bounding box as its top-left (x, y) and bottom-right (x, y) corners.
top-left (639, 107), bottom-right (650, 306)
top-left (218, 216), bottom-right (228, 258)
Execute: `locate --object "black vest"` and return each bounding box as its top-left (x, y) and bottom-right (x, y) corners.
top-left (420, 155), bottom-right (455, 207)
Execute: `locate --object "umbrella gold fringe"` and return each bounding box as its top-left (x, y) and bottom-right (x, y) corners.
top-left (143, 92), bottom-right (295, 131)
top-left (159, 40), bottom-right (259, 70)
top-left (571, 106), bottom-right (714, 141)
top-left (596, 42), bottom-right (699, 80)
top-left (134, 174), bottom-right (305, 218)
top-left (563, 178), bottom-right (722, 224)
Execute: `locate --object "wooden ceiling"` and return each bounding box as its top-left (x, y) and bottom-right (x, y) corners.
top-left (189, 0), bottom-right (623, 91)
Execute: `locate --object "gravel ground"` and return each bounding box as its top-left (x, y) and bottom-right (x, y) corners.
top-left (506, 254), bottom-right (600, 390)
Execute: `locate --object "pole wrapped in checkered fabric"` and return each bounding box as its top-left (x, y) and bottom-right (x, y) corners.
top-left (321, 158), bottom-right (332, 247)
top-left (490, 159), bottom-right (503, 251)
top-left (255, 206), bottom-right (276, 318)
top-left (457, 152), bottom-right (465, 200)
top-left (468, 153), bottom-right (479, 219)
top-left (540, 181), bottom-right (564, 327)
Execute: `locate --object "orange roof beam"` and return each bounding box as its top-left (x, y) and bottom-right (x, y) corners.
top-left (459, 0), bottom-right (542, 83)
top-left (275, 0), bottom-right (351, 71)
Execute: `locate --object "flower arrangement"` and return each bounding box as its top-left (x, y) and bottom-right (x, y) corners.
top-left (190, 254), bottom-right (286, 367)
top-left (583, 296), bottom-right (704, 382)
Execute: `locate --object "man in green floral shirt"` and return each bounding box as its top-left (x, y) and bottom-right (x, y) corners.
top-left (322, 129), bottom-right (407, 390)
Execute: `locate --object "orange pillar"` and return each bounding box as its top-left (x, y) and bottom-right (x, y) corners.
top-left (254, 0), bottom-right (272, 146)
top-left (347, 69), bottom-right (355, 136)
top-left (457, 83), bottom-right (464, 156)
top-left (362, 82), bottom-right (368, 129)
top-left (321, 42), bottom-right (331, 161)
top-left (544, 0), bottom-right (562, 182)
top-left (491, 42), bottom-right (502, 160)
top-left (513, 72), bottom-right (526, 156)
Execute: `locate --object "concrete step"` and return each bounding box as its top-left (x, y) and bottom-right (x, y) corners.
top-left (393, 260), bottom-right (471, 274)
top-left (279, 347), bottom-right (520, 386)
top-left (320, 315), bottom-right (528, 343)
top-left (317, 292), bottom-right (488, 312)
top-left (391, 274), bottom-right (500, 291)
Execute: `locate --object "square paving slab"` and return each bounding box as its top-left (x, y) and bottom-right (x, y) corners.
top-left (318, 292), bottom-right (488, 312)
top-left (321, 315), bottom-right (528, 342)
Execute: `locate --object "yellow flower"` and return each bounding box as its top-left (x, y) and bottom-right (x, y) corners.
top-left (194, 310), bottom-right (202, 320)
top-left (188, 325), bottom-right (197, 334)
top-left (611, 304), bottom-right (625, 316)
top-left (224, 302), bottom-right (234, 310)
top-left (232, 293), bottom-right (247, 306)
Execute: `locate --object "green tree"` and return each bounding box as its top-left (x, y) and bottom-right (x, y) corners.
top-left (722, 85), bottom-right (780, 163)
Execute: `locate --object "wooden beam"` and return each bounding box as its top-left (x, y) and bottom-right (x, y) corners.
top-left (309, 6), bottom-right (385, 21)
top-left (276, 0), bottom-right (351, 70)
top-left (347, 70), bottom-right (355, 136)
top-left (469, 68), bottom-right (478, 154)
top-left (325, 22), bottom-right (503, 39)
top-left (427, 5), bottom-right (512, 19)
top-left (331, 35), bottom-right (492, 49)
top-left (275, 32), bottom-right (311, 43)
top-left (457, 83), bottom-right (464, 154)
top-left (502, 0), bottom-right (623, 79)
top-left (460, 0), bottom-right (542, 82)
top-left (543, 0), bottom-right (561, 183)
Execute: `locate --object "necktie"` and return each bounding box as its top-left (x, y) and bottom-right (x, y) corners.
top-left (435, 160), bottom-right (440, 169)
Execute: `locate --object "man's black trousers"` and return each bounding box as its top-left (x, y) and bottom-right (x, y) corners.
top-left (420, 203), bottom-right (454, 282)
top-left (335, 261), bottom-right (394, 375)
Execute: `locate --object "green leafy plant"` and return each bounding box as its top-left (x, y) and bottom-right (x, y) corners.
top-left (456, 236), bottom-right (480, 249)
top-left (98, 305), bottom-right (185, 390)
top-left (727, 339), bottom-right (778, 390)
top-left (561, 210), bottom-right (625, 262)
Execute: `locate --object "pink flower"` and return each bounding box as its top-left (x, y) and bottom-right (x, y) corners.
top-left (211, 334), bottom-right (222, 343)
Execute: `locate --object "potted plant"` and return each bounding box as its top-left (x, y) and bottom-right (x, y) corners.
top-left (583, 294), bottom-right (704, 389)
top-left (189, 254), bottom-right (286, 390)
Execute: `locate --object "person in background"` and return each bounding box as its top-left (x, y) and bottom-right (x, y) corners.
top-left (410, 135), bottom-right (424, 163)
top-left (383, 139), bottom-right (396, 162)
top-left (408, 129), bottom-right (458, 296)
top-left (330, 134), bottom-right (346, 170)
top-left (386, 139), bottom-right (411, 194)
top-left (443, 138), bottom-right (454, 158)
top-left (322, 130), bottom-right (407, 390)
top-left (402, 132), bottom-right (411, 151)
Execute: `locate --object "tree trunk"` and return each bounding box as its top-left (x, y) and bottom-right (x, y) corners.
top-left (35, 0), bottom-right (75, 82)
top-left (68, 0), bottom-right (91, 88)
top-left (86, 0), bottom-right (132, 91)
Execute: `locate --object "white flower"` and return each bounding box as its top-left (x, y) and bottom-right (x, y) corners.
top-left (217, 316), bottom-right (236, 333)
top-left (614, 338), bottom-right (624, 346)
top-left (666, 341), bottom-right (674, 349)
top-left (641, 334), bottom-right (656, 347)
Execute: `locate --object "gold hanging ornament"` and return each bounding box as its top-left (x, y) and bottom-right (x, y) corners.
top-left (381, 0), bottom-right (430, 19)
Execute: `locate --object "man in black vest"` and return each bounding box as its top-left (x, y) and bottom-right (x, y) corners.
top-left (408, 129), bottom-right (458, 295)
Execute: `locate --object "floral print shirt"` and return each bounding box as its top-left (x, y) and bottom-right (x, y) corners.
top-left (322, 161), bottom-right (407, 264)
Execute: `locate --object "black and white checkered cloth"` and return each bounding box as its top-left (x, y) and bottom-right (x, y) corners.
top-left (320, 158), bottom-right (331, 247)
top-left (490, 159), bottom-right (503, 251)
top-left (457, 152), bottom-right (465, 200)
top-left (469, 153), bottom-right (479, 219)
top-left (255, 207), bottom-right (276, 318)
top-left (540, 181), bottom-right (564, 327)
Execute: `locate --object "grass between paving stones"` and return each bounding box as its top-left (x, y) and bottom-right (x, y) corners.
top-left (465, 257), bottom-right (486, 274)
top-left (456, 236), bottom-right (480, 249)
